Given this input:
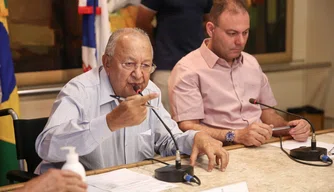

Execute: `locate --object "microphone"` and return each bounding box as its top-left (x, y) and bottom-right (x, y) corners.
top-left (249, 98), bottom-right (327, 161)
top-left (133, 85), bottom-right (194, 182)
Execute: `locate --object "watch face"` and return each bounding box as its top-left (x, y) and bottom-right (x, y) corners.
top-left (226, 131), bottom-right (235, 142)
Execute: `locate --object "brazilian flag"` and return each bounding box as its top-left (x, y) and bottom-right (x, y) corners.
top-left (0, 0), bottom-right (20, 186)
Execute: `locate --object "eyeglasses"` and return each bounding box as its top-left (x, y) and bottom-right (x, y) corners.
top-left (121, 62), bottom-right (157, 74)
top-left (106, 54), bottom-right (156, 74)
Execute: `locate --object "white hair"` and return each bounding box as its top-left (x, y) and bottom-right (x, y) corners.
top-left (104, 28), bottom-right (153, 57)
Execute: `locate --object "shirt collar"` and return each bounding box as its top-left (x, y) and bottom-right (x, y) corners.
top-left (199, 39), bottom-right (219, 68)
top-left (233, 54), bottom-right (244, 66)
top-left (199, 38), bottom-right (244, 68)
top-left (99, 66), bottom-right (117, 105)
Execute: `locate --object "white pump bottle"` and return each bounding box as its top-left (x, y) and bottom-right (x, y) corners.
top-left (61, 146), bottom-right (86, 181)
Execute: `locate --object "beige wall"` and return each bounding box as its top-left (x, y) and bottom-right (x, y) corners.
top-left (19, 0), bottom-right (334, 119)
top-left (304, 0), bottom-right (334, 117)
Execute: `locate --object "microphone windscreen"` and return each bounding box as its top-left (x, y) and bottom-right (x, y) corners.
top-left (133, 85), bottom-right (141, 94)
top-left (249, 98), bottom-right (257, 104)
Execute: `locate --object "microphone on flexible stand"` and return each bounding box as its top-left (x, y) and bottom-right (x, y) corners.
top-left (249, 98), bottom-right (327, 161)
top-left (133, 85), bottom-right (195, 182)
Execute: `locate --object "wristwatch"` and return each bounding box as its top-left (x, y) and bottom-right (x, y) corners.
top-left (225, 130), bottom-right (235, 143)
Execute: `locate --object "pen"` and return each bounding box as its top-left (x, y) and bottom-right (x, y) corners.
top-left (272, 125), bottom-right (295, 131)
top-left (110, 95), bottom-right (159, 110)
top-left (110, 94), bottom-right (125, 101)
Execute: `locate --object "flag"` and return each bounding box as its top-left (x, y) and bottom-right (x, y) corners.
top-left (78, 0), bottom-right (110, 72)
top-left (0, 0), bottom-right (20, 186)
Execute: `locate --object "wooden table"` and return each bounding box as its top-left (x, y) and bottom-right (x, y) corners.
top-left (1, 129), bottom-right (333, 192)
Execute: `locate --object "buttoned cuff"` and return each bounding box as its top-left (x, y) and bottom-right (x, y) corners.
top-left (89, 115), bottom-right (113, 144)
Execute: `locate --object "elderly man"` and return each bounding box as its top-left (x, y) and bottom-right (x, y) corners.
top-left (169, 0), bottom-right (310, 147)
top-left (35, 28), bottom-right (228, 173)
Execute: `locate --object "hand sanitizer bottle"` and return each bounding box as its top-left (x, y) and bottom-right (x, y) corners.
top-left (61, 146), bottom-right (86, 181)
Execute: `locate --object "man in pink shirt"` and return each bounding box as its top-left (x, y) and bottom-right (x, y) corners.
top-left (169, 0), bottom-right (310, 147)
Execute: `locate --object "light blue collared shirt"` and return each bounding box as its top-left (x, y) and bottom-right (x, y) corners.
top-left (35, 66), bottom-right (197, 173)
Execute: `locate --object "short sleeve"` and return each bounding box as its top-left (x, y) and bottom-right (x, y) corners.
top-left (258, 72), bottom-right (277, 108)
top-left (168, 63), bottom-right (205, 122)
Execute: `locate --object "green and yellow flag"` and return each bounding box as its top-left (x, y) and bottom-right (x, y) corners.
top-left (0, 0), bottom-right (20, 186)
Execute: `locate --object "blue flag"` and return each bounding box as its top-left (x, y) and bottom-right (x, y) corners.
top-left (0, 22), bottom-right (16, 103)
top-left (0, 20), bottom-right (20, 186)
top-left (78, 0), bottom-right (110, 72)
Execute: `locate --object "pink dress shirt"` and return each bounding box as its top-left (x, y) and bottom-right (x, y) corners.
top-left (169, 39), bottom-right (277, 130)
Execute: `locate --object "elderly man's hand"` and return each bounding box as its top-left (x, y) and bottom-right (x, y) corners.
top-left (288, 119), bottom-right (310, 141)
top-left (106, 93), bottom-right (159, 131)
top-left (190, 132), bottom-right (229, 172)
top-left (16, 169), bottom-right (87, 192)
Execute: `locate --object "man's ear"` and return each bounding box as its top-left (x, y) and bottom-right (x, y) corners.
top-left (206, 22), bottom-right (215, 37)
top-left (102, 54), bottom-right (110, 68)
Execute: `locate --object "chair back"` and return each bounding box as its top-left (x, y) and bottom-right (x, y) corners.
top-left (13, 117), bottom-right (48, 172)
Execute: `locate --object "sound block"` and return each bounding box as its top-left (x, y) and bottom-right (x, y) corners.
top-left (155, 165), bottom-right (194, 182)
top-left (290, 146), bottom-right (327, 161)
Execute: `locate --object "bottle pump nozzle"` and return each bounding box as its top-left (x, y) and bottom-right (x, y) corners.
top-left (61, 146), bottom-right (79, 164)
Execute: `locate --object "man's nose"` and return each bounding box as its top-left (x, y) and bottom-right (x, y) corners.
top-left (131, 67), bottom-right (143, 79)
top-left (236, 34), bottom-right (245, 45)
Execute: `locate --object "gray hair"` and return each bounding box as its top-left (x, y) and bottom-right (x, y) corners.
top-left (104, 28), bottom-right (153, 57)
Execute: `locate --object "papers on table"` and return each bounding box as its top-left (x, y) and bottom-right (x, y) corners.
top-left (201, 182), bottom-right (249, 192)
top-left (87, 168), bottom-right (176, 192)
top-left (269, 137), bottom-right (334, 153)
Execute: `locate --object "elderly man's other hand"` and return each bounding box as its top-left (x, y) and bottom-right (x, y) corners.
top-left (17, 169), bottom-right (87, 192)
top-left (190, 132), bottom-right (229, 172)
top-left (288, 119), bottom-right (310, 142)
top-left (106, 93), bottom-right (159, 131)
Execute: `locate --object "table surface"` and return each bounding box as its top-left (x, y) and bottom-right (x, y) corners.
top-left (128, 131), bottom-right (334, 192)
top-left (1, 129), bottom-right (333, 192)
